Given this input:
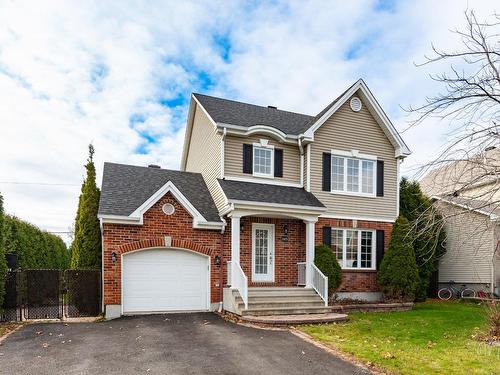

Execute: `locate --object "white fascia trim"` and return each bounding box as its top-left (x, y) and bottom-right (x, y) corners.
top-left (180, 97), bottom-right (196, 171)
top-left (194, 221), bottom-right (225, 230)
top-left (220, 128), bottom-right (226, 178)
top-left (332, 149), bottom-right (377, 161)
top-left (302, 79), bottom-right (411, 157)
top-left (396, 159), bottom-right (401, 217)
top-left (217, 123), bottom-right (299, 144)
top-left (222, 175), bottom-right (303, 188)
top-left (432, 196), bottom-right (499, 221)
top-left (98, 214), bottom-right (141, 225)
top-left (130, 180), bottom-right (204, 221)
top-left (228, 199), bottom-right (326, 213)
top-left (320, 212), bottom-right (396, 223)
top-left (181, 95), bottom-right (220, 171)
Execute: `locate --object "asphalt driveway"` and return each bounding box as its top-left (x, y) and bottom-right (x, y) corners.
top-left (0, 313), bottom-right (369, 375)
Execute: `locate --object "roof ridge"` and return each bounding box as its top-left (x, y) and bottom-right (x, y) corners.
top-left (104, 162), bottom-right (202, 176)
top-left (193, 92), bottom-right (314, 118)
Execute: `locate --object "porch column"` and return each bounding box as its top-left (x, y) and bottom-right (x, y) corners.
top-left (305, 219), bottom-right (316, 288)
top-left (230, 214), bottom-right (241, 284)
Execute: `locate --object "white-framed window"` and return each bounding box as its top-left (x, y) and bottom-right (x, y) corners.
top-left (331, 154), bottom-right (375, 196)
top-left (330, 228), bottom-right (375, 270)
top-left (253, 146), bottom-right (274, 177)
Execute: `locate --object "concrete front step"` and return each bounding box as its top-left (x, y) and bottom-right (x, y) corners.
top-left (237, 301), bottom-right (326, 310)
top-left (237, 289), bottom-right (318, 298)
top-left (235, 296), bottom-right (323, 304)
top-left (241, 306), bottom-right (331, 316)
top-left (241, 312), bottom-right (348, 325)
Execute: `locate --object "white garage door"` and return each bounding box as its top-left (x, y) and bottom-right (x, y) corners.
top-left (122, 248), bottom-right (209, 314)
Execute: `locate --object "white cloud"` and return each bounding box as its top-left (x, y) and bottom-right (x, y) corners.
top-left (0, 0), bottom-right (498, 243)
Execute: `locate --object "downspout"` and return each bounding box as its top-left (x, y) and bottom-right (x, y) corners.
top-left (299, 138), bottom-right (304, 187)
top-left (99, 218), bottom-right (105, 316)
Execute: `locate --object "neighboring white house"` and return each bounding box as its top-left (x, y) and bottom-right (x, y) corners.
top-left (420, 148), bottom-right (500, 295)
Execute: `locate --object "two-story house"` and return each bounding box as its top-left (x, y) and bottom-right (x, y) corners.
top-left (98, 79), bottom-right (411, 320)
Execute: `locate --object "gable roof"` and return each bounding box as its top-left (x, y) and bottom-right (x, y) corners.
top-left (218, 179), bottom-right (325, 209)
top-left (433, 195), bottom-right (500, 221)
top-left (98, 162), bottom-right (222, 224)
top-left (420, 147), bottom-right (500, 197)
top-left (193, 93), bottom-right (314, 135)
top-left (188, 79), bottom-right (411, 159)
top-left (302, 79), bottom-right (411, 157)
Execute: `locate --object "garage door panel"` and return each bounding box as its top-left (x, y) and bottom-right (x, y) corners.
top-left (122, 248), bottom-right (209, 313)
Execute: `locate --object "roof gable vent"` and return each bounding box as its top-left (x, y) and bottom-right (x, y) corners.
top-left (148, 164), bottom-right (161, 168)
top-left (350, 97), bottom-right (362, 112)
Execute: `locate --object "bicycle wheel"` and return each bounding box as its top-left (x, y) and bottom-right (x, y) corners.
top-left (461, 288), bottom-right (476, 298)
top-left (438, 288), bottom-right (452, 300)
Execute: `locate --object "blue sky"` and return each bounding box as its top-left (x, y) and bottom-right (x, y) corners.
top-left (0, 0), bottom-right (497, 240)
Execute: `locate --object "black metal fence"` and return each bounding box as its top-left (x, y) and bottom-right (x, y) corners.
top-left (1, 269), bottom-right (101, 322)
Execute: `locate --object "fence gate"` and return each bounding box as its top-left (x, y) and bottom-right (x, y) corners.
top-left (1, 269), bottom-right (101, 321)
top-left (65, 270), bottom-right (101, 317)
top-left (25, 269), bottom-right (61, 319)
top-left (0, 271), bottom-right (20, 322)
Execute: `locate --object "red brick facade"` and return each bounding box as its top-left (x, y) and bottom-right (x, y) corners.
top-left (315, 218), bottom-right (393, 292)
top-left (102, 192), bottom-right (224, 306)
top-left (221, 217), bottom-right (306, 287)
top-left (102, 192), bottom-right (393, 308)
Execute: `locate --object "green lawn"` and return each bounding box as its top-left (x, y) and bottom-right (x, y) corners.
top-left (300, 301), bottom-right (500, 375)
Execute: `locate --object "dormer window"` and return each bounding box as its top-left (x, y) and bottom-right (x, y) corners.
top-left (253, 146), bottom-right (274, 177)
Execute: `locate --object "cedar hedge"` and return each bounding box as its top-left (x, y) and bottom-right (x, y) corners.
top-left (314, 244), bottom-right (342, 297)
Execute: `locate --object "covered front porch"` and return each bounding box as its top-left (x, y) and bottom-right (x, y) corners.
top-left (222, 204), bottom-right (329, 316)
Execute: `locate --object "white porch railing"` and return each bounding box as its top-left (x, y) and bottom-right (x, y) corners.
top-left (297, 262), bottom-right (306, 286)
top-left (227, 261), bottom-right (232, 286)
top-left (311, 264), bottom-right (328, 306)
top-left (231, 261), bottom-right (248, 309)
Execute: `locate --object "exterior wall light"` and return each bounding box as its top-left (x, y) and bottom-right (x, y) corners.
top-left (283, 224), bottom-right (288, 235)
top-left (111, 252), bottom-right (117, 264)
top-left (214, 255), bottom-right (221, 267)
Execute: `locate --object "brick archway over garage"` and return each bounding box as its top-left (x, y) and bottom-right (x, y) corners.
top-left (117, 238), bottom-right (214, 257)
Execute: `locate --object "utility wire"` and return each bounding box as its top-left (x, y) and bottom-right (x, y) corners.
top-left (0, 181), bottom-right (80, 186)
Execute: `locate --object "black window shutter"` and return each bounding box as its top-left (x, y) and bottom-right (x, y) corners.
top-left (376, 230), bottom-right (385, 269)
top-left (322, 226), bottom-right (332, 247)
top-left (243, 144), bottom-right (253, 174)
top-left (322, 153), bottom-right (331, 191)
top-left (274, 149), bottom-right (283, 177)
top-left (376, 160), bottom-right (384, 197)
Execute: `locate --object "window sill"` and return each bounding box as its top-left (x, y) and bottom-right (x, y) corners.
top-left (252, 173), bottom-right (274, 179)
top-left (330, 190), bottom-right (376, 198)
top-left (341, 268), bottom-right (377, 273)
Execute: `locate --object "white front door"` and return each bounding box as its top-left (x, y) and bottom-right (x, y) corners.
top-left (252, 223), bottom-right (275, 282)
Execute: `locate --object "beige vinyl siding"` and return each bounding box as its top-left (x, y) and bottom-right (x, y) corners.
top-left (185, 104), bottom-right (226, 211)
top-left (224, 134), bottom-right (301, 184)
top-left (310, 92), bottom-right (398, 221)
top-left (436, 201), bottom-right (494, 284)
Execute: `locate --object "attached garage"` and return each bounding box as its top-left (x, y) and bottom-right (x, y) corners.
top-left (122, 248), bottom-right (209, 314)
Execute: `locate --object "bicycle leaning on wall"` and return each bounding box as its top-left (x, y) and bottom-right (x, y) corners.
top-left (437, 281), bottom-right (476, 300)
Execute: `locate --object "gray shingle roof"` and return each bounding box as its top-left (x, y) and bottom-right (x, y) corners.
top-left (98, 162), bottom-right (222, 222)
top-left (435, 195), bottom-right (500, 218)
top-left (218, 179), bottom-right (325, 208)
top-left (193, 93), bottom-right (314, 135)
